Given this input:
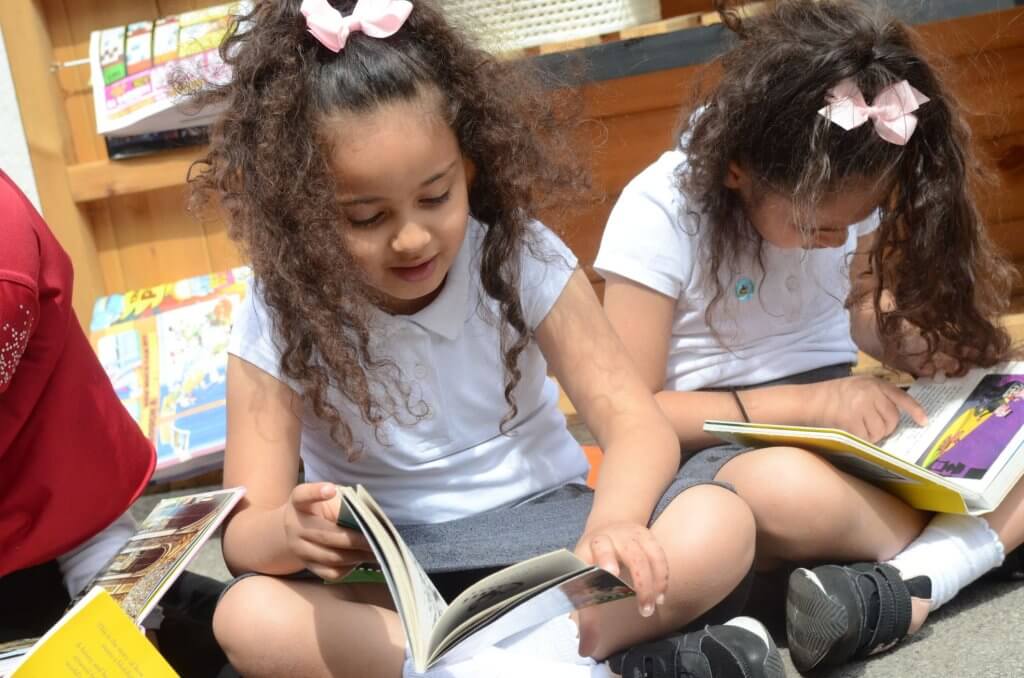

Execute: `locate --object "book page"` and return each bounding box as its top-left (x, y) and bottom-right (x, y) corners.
top-left (431, 567), bottom-right (633, 668)
top-left (428, 549), bottom-right (590, 658)
top-left (354, 489), bottom-right (448, 640)
top-left (88, 487), bottom-right (244, 623)
top-left (340, 487), bottom-right (446, 668)
top-left (338, 491), bottom-right (422, 658)
top-left (885, 363), bottom-right (1024, 484)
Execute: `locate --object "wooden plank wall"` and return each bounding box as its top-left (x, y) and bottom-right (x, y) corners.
top-left (14, 0), bottom-right (1024, 319)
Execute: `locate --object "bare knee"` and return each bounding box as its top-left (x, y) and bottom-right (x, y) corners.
top-left (213, 576), bottom-right (288, 676)
top-left (655, 484), bottom-right (756, 598)
top-left (721, 448), bottom-right (858, 549)
top-left (720, 447), bottom-right (926, 561)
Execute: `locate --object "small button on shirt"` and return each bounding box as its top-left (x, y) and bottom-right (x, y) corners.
top-left (230, 218), bottom-right (589, 524)
top-left (594, 149), bottom-right (879, 392)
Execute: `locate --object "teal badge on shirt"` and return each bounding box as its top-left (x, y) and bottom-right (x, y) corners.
top-left (735, 276), bottom-right (755, 302)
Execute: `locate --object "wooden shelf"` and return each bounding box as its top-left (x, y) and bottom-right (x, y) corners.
top-left (67, 146), bottom-right (205, 203)
top-left (59, 7), bottom-right (743, 204)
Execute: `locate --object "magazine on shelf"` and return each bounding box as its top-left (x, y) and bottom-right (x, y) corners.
top-left (89, 267), bottom-right (252, 481)
top-left (88, 1), bottom-right (248, 137)
top-left (336, 485), bottom-right (634, 671)
top-left (704, 361), bottom-right (1024, 514)
top-left (0, 488), bottom-right (243, 676)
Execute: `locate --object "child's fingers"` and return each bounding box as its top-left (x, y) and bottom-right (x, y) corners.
top-left (295, 538), bottom-right (369, 567)
top-left (885, 384), bottom-right (928, 426)
top-left (618, 539), bottom-right (657, 616)
top-left (585, 534), bottom-right (621, 578)
top-left (633, 536), bottom-right (669, 612)
top-left (307, 526), bottom-right (373, 553)
top-left (290, 482), bottom-right (337, 512)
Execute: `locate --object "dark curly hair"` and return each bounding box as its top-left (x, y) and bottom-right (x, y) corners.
top-left (188, 0), bottom-right (586, 456)
top-left (679, 0), bottom-right (1014, 370)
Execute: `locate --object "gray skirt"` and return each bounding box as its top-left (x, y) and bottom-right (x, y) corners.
top-left (676, 363), bottom-right (853, 487)
top-left (399, 463), bottom-right (722, 574)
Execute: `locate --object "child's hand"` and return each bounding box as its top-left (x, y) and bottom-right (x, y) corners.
top-left (809, 376), bottom-right (928, 443)
top-left (573, 521), bottom-right (669, 656)
top-left (282, 482), bottom-right (375, 580)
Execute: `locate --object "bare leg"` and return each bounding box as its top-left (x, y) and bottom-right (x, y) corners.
top-left (585, 484), bottom-right (757, 659)
top-left (978, 475), bottom-right (1024, 552)
top-left (716, 447), bottom-right (929, 567)
top-left (214, 575), bottom-right (405, 678)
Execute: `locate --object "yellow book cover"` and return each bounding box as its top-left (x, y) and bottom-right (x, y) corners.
top-left (11, 587), bottom-right (177, 678)
top-left (704, 361), bottom-right (1024, 515)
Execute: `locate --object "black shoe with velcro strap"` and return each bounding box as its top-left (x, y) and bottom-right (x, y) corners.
top-left (988, 544), bottom-right (1024, 581)
top-left (607, 616), bottom-right (786, 678)
top-left (786, 563), bottom-right (921, 673)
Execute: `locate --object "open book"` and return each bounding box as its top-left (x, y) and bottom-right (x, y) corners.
top-left (335, 485), bottom-right (634, 672)
top-left (0, 488), bottom-right (243, 674)
top-left (705, 362), bottom-right (1024, 515)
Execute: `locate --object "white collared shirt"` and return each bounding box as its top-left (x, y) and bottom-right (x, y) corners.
top-left (229, 218), bottom-right (588, 524)
top-left (595, 149), bottom-right (879, 392)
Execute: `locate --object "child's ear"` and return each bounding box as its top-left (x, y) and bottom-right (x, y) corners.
top-left (463, 156), bottom-right (476, 187)
top-left (723, 162), bottom-right (748, 190)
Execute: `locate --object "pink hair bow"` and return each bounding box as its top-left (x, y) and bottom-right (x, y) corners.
top-left (300, 0), bottom-right (413, 53)
top-left (818, 78), bottom-right (930, 146)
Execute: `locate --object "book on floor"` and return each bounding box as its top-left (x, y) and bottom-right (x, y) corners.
top-left (0, 488), bottom-right (243, 674)
top-left (335, 485), bottom-right (634, 672)
top-left (5, 587), bottom-right (178, 678)
top-left (704, 361), bottom-right (1024, 514)
top-left (89, 268), bottom-right (252, 482)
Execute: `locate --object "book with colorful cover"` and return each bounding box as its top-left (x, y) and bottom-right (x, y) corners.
top-left (0, 489), bottom-right (243, 676)
top-left (335, 485), bottom-right (634, 671)
top-left (89, 267), bottom-right (252, 482)
top-left (4, 587), bottom-right (178, 678)
top-left (704, 361), bottom-right (1024, 514)
top-left (88, 2), bottom-right (249, 137)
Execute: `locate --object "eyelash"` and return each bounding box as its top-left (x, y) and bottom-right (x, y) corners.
top-left (347, 191), bottom-right (451, 228)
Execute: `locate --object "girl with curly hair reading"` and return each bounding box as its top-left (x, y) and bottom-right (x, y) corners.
top-left (189, 1), bottom-right (784, 677)
top-left (597, 0), bottom-right (1022, 673)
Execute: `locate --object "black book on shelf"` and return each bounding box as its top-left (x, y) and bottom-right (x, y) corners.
top-left (104, 126), bottom-right (209, 160)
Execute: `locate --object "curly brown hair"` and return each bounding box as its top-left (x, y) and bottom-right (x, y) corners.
top-left (188, 0), bottom-right (586, 456)
top-left (679, 0), bottom-right (1014, 370)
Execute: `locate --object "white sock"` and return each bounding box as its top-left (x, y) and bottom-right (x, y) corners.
top-left (886, 513), bottom-right (1005, 610)
top-left (402, 616), bottom-right (613, 678)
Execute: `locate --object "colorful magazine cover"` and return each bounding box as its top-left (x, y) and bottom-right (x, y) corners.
top-left (89, 268), bottom-right (252, 481)
top-left (88, 2), bottom-right (248, 137)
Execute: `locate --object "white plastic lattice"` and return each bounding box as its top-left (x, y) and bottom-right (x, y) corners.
top-left (441, 0), bottom-right (662, 50)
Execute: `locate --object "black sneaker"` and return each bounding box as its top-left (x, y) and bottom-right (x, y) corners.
top-left (988, 544), bottom-right (1024, 581)
top-left (786, 563), bottom-right (921, 673)
top-left (608, 616), bottom-right (785, 678)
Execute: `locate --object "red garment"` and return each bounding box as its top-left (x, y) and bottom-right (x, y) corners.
top-left (0, 171), bottom-right (154, 577)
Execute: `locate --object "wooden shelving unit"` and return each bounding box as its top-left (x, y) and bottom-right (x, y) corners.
top-left (2, 0), bottom-right (1022, 323)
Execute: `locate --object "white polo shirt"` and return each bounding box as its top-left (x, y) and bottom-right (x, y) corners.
top-left (594, 149), bottom-right (878, 392)
top-left (229, 217), bottom-right (589, 524)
